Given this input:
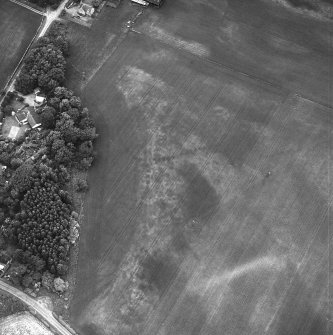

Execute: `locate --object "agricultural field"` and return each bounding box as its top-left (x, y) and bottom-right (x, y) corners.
top-left (67, 1), bottom-right (332, 335)
top-left (0, 312), bottom-right (53, 335)
top-left (0, 1), bottom-right (42, 91)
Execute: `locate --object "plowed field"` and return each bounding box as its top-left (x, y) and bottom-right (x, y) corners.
top-left (68, 1), bottom-right (332, 335)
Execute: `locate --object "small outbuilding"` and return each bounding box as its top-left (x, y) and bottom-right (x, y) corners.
top-left (78, 2), bottom-right (95, 16)
top-left (34, 95), bottom-right (46, 106)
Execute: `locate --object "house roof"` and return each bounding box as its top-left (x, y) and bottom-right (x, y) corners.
top-left (15, 109), bottom-right (28, 122)
top-left (35, 95), bottom-right (46, 103)
top-left (27, 109), bottom-right (41, 129)
top-left (81, 4), bottom-right (95, 15)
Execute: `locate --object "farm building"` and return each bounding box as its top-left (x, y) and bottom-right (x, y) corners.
top-left (78, 0), bottom-right (95, 16)
top-left (14, 108), bottom-right (28, 125)
top-left (27, 108), bottom-right (41, 129)
top-left (13, 107), bottom-right (41, 129)
top-left (78, 4), bottom-right (95, 16)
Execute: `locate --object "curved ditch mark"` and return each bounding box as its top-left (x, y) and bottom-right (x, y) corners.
top-left (192, 256), bottom-right (285, 294)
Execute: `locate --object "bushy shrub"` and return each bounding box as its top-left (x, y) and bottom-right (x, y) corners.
top-left (74, 178), bottom-right (88, 192)
top-left (11, 163), bottom-right (35, 193)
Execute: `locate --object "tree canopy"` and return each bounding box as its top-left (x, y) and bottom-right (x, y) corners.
top-left (15, 23), bottom-right (68, 95)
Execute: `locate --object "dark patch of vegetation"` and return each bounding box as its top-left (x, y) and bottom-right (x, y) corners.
top-left (138, 252), bottom-right (179, 295)
top-left (179, 163), bottom-right (219, 221)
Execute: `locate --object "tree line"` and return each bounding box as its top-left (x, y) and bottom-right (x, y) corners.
top-left (0, 21), bottom-right (96, 292)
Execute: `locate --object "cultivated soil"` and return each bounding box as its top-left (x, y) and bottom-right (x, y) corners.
top-left (66, 1), bottom-right (332, 335)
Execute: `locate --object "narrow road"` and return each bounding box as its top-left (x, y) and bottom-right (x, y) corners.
top-left (0, 279), bottom-right (74, 335)
top-left (38, 0), bottom-right (68, 38)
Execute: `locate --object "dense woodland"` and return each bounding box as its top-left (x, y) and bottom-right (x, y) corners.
top-left (0, 22), bottom-right (96, 291)
top-left (15, 22), bottom-right (68, 95)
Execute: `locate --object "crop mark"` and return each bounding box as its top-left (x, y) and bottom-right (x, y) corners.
top-left (134, 24), bottom-right (210, 58)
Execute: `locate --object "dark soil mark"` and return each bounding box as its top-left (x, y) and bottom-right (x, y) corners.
top-left (178, 163), bottom-right (220, 221)
top-left (220, 123), bottom-right (258, 167)
top-left (138, 252), bottom-right (180, 295)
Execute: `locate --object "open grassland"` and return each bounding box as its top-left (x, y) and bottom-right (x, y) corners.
top-left (68, 1), bottom-right (332, 335)
top-left (0, 1), bottom-right (42, 90)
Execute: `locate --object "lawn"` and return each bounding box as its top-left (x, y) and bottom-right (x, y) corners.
top-left (1, 116), bottom-right (29, 141)
top-left (68, 1), bottom-right (332, 335)
top-left (0, 1), bottom-right (42, 91)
